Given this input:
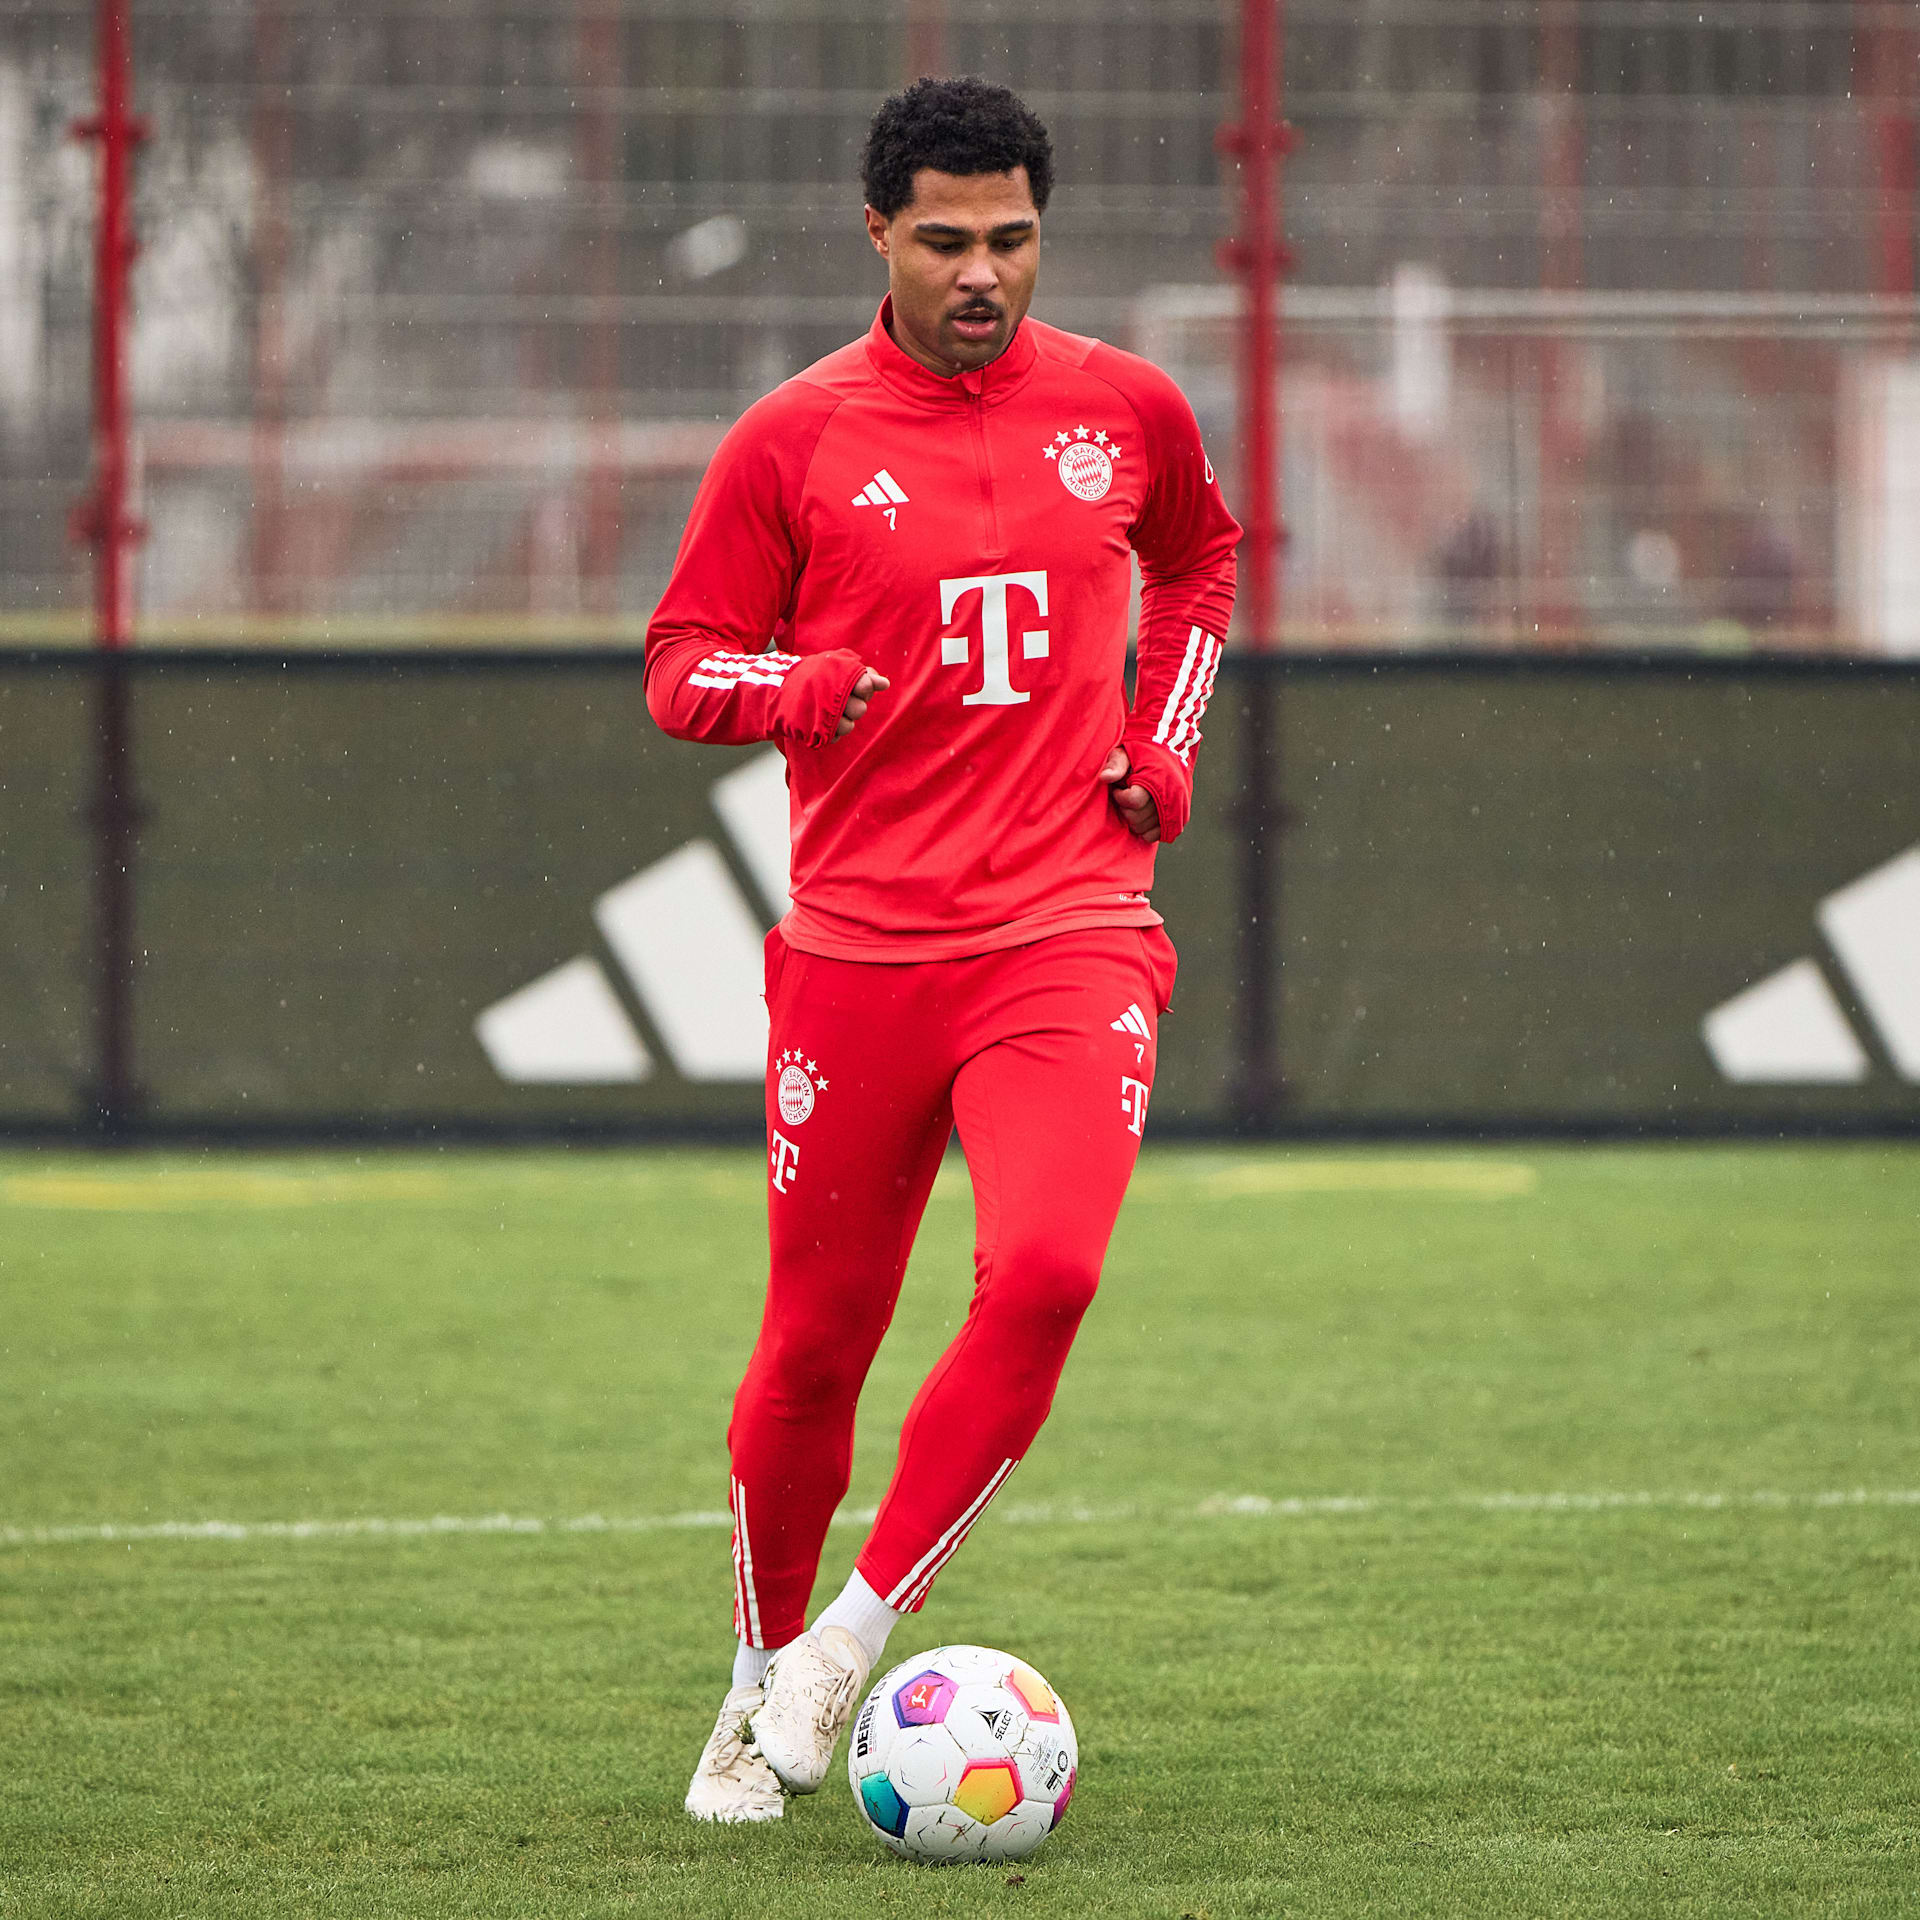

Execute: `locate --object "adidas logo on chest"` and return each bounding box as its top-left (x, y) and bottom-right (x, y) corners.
top-left (851, 468), bottom-right (908, 528)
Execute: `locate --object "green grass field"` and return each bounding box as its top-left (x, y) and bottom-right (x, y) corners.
top-left (1, 1144), bottom-right (1915, 1918)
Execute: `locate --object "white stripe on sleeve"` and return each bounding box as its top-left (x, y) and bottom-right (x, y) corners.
top-left (1162, 631), bottom-right (1222, 763)
top-left (687, 650), bottom-right (800, 693)
top-left (1151, 626), bottom-right (1204, 752)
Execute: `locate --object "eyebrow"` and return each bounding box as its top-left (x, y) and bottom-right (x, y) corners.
top-left (911, 219), bottom-right (1037, 239)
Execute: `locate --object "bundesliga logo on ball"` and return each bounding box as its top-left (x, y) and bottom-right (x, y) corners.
top-left (847, 1645), bottom-right (1077, 1864)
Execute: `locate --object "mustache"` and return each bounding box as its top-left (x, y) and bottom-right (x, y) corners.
top-left (950, 300), bottom-right (1004, 319)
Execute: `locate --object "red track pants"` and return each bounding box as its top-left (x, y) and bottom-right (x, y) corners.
top-left (726, 925), bottom-right (1177, 1649)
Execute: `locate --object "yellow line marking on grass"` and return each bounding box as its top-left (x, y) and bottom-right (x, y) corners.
top-left (1121, 1159), bottom-right (1538, 1201)
top-left (6, 1489), bottom-right (1915, 1551)
top-left (932, 1158), bottom-right (1541, 1203)
top-left (1199, 1160), bottom-right (1536, 1199)
top-left (0, 1170), bottom-right (450, 1211)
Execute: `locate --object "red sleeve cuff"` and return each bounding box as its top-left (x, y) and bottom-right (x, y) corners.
top-left (770, 650), bottom-right (867, 750)
top-left (1119, 735), bottom-right (1194, 843)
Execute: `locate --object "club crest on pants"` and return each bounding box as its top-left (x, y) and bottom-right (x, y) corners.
top-left (775, 1049), bottom-right (827, 1126)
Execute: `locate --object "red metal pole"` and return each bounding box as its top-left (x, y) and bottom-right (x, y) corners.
top-left (1218, 0), bottom-right (1292, 1127)
top-left (1220, 0), bottom-right (1289, 654)
top-left (1858, 4), bottom-right (1918, 296)
top-left (1535, 0), bottom-right (1582, 646)
top-left (579, 2), bottom-right (623, 622)
top-left (249, 0), bottom-right (290, 620)
top-left (73, 0), bottom-right (144, 647)
top-left (71, 0), bottom-right (146, 1135)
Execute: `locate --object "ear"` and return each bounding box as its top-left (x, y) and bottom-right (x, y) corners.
top-left (864, 204), bottom-right (890, 260)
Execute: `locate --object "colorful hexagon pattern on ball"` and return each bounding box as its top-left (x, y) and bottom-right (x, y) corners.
top-left (892, 1670), bottom-right (956, 1727)
top-left (858, 1771), bottom-right (910, 1838)
top-left (1004, 1661), bottom-right (1062, 1723)
top-left (952, 1759), bottom-right (1021, 1826)
top-left (847, 1646), bottom-right (1078, 1866)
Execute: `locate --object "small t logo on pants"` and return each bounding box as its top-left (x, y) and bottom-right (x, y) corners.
top-left (770, 1130), bottom-right (801, 1192)
top-left (1120, 1076), bottom-right (1150, 1136)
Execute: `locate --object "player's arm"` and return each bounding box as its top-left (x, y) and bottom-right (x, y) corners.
top-left (1102, 355), bottom-right (1240, 842)
top-left (644, 393), bottom-right (886, 748)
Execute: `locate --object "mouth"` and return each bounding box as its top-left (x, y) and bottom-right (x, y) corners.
top-left (948, 305), bottom-right (1004, 342)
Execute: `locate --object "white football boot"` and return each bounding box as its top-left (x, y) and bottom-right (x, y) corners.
top-left (747, 1625), bottom-right (871, 1795)
top-left (684, 1683), bottom-right (784, 1823)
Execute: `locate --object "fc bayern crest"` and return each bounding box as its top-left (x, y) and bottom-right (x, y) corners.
top-left (1042, 426), bottom-right (1123, 502)
top-left (775, 1049), bottom-right (827, 1125)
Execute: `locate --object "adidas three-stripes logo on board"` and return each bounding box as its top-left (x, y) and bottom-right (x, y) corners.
top-left (1701, 842), bottom-right (1920, 1083)
top-left (474, 751), bottom-right (792, 1087)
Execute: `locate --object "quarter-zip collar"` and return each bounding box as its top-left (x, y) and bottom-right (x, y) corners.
top-left (864, 296), bottom-right (1039, 410)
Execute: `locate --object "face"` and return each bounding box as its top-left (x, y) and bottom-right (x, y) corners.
top-left (864, 167), bottom-right (1041, 377)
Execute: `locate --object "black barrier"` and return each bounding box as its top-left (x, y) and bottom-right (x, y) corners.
top-left (1, 650), bottom-right (1916, 1138)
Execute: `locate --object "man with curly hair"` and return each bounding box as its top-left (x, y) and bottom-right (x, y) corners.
top-left (650, 75), bottom-right (1239, 1822)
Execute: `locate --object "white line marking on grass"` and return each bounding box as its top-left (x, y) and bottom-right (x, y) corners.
top-left (5, 1489), bottom-right (1916, 1551)
top-left (0, 1510), bottom-right (732, 1547)
top-left (1200, 1489), bottom-right (1920, 1516)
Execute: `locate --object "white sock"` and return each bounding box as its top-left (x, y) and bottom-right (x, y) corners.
top-left (810, 1570), bottom-right (902, 1671)
top-left (731, 1639), bottom-right (774, 1692)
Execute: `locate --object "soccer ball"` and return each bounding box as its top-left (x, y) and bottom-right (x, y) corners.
top-left (846, 1644), bottom-right (1077, 1864)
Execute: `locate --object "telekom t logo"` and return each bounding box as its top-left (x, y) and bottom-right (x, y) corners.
top-left (939, 570), bottom-right (1050, 707)
top-left (770, 1130), bottom-right (800, 1192)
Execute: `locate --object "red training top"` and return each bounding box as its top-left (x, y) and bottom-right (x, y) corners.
top-left (645, 299), bottom-right (1240, 961)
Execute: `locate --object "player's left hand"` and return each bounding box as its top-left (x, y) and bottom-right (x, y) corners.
top-left (1099, 746), bottom-right (1161, 843)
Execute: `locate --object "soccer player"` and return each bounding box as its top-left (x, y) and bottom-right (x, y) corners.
top-left (647, 76), bottom-right (1238, 1822)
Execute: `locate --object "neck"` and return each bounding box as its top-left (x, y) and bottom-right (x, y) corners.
top-left (886, 307), bottom-right (1007, 380)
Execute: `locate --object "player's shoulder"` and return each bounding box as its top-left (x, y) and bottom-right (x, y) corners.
top-left (705, 344), bottom-right (865, 493)
top-left (726, 344), bottom-right (864, 443)
top-left (1028, 320), bottom-right (1198, 434)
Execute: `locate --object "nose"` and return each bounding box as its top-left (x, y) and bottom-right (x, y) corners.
top-left (955, 247), bottom-right (999, 294)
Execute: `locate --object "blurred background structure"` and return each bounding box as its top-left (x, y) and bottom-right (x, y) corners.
top-left (3, 0), bottom-right (1917, 651)
top-left (1, 2), bottom-right (1917, 1144)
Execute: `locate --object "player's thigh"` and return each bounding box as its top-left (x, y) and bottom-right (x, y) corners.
top-left (762, 935), bottom-right (955, 1284)
top-left (950, 928), bottom-right (1174, 1282)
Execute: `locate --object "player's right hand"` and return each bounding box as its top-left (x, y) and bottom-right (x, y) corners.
top-left (836, 669), bottom-right (890, 738)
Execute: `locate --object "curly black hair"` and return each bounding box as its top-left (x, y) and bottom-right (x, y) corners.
top-left (860, 77), bottom-right (1054, 219)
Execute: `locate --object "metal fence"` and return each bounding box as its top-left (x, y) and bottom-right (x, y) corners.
top-left (3, 2), bottom-right (1916, 645)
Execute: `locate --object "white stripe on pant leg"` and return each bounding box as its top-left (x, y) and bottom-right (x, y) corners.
top-left (1151, 627), bottom-right (1204, 748)
top-left (884, 1458), bottom-right (1018, 1611)
top-left (895, 1459), bottom-right (1020, 1612)
top-left (731, 1476), bottom-right (763, 1648)
top-left (733, 1477), bottom-right (762, 1647)
top-left (730, 1478), bottom-right (747, 1641)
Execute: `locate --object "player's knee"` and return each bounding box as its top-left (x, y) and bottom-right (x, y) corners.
top-left (759, 1323), bottom-right (872, 1417)
top-left (990, 1235), bottom-right (1102, 1336)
